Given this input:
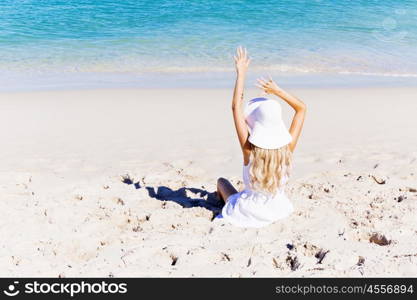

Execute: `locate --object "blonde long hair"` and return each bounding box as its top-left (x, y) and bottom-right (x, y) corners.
top-left (249, 143), bottom-right (292, 194)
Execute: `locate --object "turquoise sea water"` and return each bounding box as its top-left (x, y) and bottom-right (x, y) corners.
top-left (1, 0), bottom-right (417, 89)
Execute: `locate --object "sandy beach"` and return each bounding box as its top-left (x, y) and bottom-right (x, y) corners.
top-left (0, 87), bottom-right (416, 277)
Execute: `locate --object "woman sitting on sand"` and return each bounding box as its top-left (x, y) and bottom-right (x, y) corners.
top-left (216, 47), bottom-right (306, 228)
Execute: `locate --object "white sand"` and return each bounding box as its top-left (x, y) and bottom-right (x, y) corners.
top-left (0, 87), bottom-right (416, 277)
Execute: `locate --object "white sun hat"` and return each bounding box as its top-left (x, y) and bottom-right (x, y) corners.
top-left (245, 97), bottom-right (292, 149)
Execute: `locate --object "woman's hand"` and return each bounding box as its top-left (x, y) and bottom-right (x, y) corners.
top-left (257, 76), bottom-right (306, 153)
top-left (234, 46), bottom-right (250, 75)
top-left (256, 76), bottom-right (281, 95)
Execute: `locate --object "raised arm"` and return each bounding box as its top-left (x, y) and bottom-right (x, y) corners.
top-left (232, 47), bottom-right (251, 162)
top-left (257, 77), bottom-right (306, 152)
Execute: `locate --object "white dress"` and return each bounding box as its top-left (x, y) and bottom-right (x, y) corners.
top-left (217, 163), bottom-right (294, 228)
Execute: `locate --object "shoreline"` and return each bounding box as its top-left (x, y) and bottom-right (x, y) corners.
top-left (2, 72), bottom-right (417, 92)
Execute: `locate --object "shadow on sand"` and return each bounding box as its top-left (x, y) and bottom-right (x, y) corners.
top-left (146, 186), bottom-right (223, 213)
top-left (122, 177), bottom-right (223, 213)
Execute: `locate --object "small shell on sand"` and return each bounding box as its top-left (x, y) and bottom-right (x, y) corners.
top-left (112, 197), bottom-right (124, 205)
top-left (272, 257), bottom-right (279, 269)
top-left (221, 252), bottom-right (231, 262)
top-left (369, 233), bottom-right (391, 246)
top-left (394, 195), bottom-right (406, 202)
top-left (315, 249), bottom-right (330, 264)
top-left (170, 255), bottom-right (178, 266)
top-left (357, 256), bottom-right (365, 266)
top-left (286, 255), bottom-right (300, 271)
top-left (74, 194), bottom-right (83, 201)
top-left (370, 175), bottom-right (386, 185)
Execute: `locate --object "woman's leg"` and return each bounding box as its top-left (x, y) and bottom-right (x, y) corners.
top-left (217, 177), bottom-right (238, 203)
